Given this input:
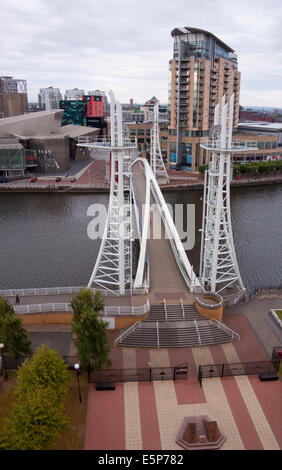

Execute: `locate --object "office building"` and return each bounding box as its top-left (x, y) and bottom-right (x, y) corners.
top-left (167, 27), bottom-right (241, 171)
top-left (38, 87), bottom-right (62, 111)
top-left (64, 88), bottom-right (84, 100)
top-left (0, 76), bottom-right (28, 118)
top-left (60, 100), bottom-right (87, 126)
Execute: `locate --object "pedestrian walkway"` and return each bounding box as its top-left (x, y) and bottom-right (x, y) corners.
top-left (84, 313), bottom-right (282, 450)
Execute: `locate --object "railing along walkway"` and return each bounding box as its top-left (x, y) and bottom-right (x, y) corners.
top-left (14, 298), bottom-right (150, 317)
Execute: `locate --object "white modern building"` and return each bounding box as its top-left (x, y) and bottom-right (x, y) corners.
top-left (64, 88), bottom-right (84, 100)
top-left (38, 87), bottom-right (62, 111)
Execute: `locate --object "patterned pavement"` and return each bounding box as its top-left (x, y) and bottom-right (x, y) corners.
top-left (84, 314), bottom-right (282, 451)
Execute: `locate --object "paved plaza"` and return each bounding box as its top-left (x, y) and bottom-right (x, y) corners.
top-left (84, 308), bottom-right (282, 451)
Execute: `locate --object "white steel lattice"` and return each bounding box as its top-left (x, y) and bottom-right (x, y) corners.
top-left (77, 90), bottom-right (136, 295)
top-left (199, 94), bottom-right (249, 294)
top-left (150, 101), bottom-right (169, 183)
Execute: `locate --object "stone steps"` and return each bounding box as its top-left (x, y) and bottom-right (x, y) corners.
top-left (117, 319), bottom-right (237, 348)
top-left (146, 303), bottom-right (204, 323)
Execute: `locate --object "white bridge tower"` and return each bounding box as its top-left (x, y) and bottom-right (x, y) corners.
top-left (77, 90), bottom-right (136, 295)
top-left (150, 101), bottom-right (169, 183)
top-left (200, 94), bottom-right (257, 296)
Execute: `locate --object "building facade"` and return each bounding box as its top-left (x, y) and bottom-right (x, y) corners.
top-left (167, 27), bottom-right (241, 172)
top-left (64, 88), bottom-right (85, 100)
top-left (0, 76), bottom-right (28, 118)
top-left (38, 87), bottom-right (62, 111)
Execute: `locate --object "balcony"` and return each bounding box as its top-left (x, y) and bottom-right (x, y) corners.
top-left (200, 138), bottom-right (258, 153)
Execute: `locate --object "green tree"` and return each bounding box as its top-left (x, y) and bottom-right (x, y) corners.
top-left (0, 297), bottom-right (32, 360)
top-left (16, 343), bottom-right (70, 399)
top-left (0, 344), bottom-right (70, 450)
top-left (70, 288), bottom-right (111, 371)
top-left (198, 164), bottom-right (208, 174)
top-left (0, 387), bottom-right (68, 450)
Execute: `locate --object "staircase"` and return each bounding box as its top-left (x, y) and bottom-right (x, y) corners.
top-left (146, 302), bottom-right (203, 322)
top-left (115, 300), bottom-right (240, 349)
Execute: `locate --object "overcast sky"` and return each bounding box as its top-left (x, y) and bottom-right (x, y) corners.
top-left (1, 0), bottom-right (282, 107)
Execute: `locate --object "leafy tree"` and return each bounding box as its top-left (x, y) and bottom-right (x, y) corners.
top-left (0, 297), bottom-right (32, 360)
top-left (0, 387), bottom-right (68, 450)
top-left (16, 343), bottom-right (70, 399)
top-left (198, 164), bottom-right (209, 174)
top-left (0, 344), bottom-right (70, 450)
top-left (70, 288), bottom-right (111, 371)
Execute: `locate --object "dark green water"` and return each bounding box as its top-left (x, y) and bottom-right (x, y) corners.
top-left (0, 185), bottom-right (281, 292)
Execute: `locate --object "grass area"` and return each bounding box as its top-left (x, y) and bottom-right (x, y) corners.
top-left (0, 370), bottom-right (89, 450)
top-left (51, 371), bottom-right (89, 450)
top-left (274, 309), bottom-right (282, 320)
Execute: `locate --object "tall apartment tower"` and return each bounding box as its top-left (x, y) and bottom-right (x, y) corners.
top-left (0, 76), bottom-right (28, 118)
top-left (168, 27), bottom-right (241, 172)
top-left (38, 87), bottom-right (62, 111)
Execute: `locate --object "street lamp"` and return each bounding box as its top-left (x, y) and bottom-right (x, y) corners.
top-left (0, 343), bottom-right (8, 381)
top-left (74, 363), bottom-right (82, 403)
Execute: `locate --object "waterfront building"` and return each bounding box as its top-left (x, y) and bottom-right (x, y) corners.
top-left (38, 87), bottom-right (62, 111)
top-left (64, 88), bottom-right (84, 100)
top-left (167, 27), bottom-right (241, 172)
top-left (0, 110), bottom-right (98, 173)
top-left (0, 76), bottom-right (28, 118)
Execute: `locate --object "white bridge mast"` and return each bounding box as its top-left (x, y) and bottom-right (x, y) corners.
top-left (77, 91), bottom-right (136, 295)
top-left (150, 100), bottom-right (169, 183)
top-left (200, 94), bottom-right (257, 296)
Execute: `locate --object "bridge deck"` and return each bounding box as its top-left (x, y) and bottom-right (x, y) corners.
top-left (132, 160), bottom-right (195, 304)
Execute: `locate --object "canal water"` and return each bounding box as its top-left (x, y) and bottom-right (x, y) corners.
top-left (0, 184), bottom-right (281, 293)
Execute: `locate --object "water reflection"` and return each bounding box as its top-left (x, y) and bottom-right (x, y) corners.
top-left (0, 185), bottom-right (281, 292)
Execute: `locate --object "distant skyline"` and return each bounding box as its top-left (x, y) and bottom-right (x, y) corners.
top-left (1, 0), bottom-right (282, 107)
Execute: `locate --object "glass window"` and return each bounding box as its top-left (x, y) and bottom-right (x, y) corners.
top-left (257, 141), bottom-right (265, 150)
top-left (272, 141), bottom-right (277, 149)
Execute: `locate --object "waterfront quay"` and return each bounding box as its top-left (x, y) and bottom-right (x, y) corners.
top-left (1, 157), bottom-right (282, 193)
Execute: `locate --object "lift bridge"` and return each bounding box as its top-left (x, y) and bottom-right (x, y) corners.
top-left (74, 90), bottom-right (256, 348)
top-left (8, 91), bottom-right (256, 348)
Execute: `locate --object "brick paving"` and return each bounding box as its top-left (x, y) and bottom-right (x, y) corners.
top-left (84, 312), bottom-right (282, 450)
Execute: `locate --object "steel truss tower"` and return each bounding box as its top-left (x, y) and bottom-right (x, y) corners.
top-left (78, 91), bottom-right (136, 295)
top-left (200, 94), bottom-right (257, 295)
top-left (150, 101), bottom-right (169, 183)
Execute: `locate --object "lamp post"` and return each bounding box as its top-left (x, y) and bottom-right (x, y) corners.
top-left (0, 343), bottom-right (8, 381)
top-left (74, 363), bottom-right (82, 403)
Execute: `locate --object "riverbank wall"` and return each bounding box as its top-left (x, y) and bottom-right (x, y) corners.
top-left (1, 175), bottom-right (282, 193)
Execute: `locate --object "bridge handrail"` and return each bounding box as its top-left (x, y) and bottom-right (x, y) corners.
top-left (14, 299), bottom-right (150, 317)
top-left (132, 158), bottom-right (202, 292)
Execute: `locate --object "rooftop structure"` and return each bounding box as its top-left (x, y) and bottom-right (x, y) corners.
top-left (0, 76), bottom-right (28, 118)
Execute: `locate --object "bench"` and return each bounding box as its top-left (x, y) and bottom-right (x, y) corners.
top-left (259, 372), bottom-right (279, 382)
top-left (95, 382), bottom-right (116, 391)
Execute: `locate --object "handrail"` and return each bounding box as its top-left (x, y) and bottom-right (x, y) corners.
top-left (163, 298), bottom-right (167, 323)
top-left (211, 318), bottom-right (240, 341)
top-left (180, 298), bottom-right (185, 320)
top-left (14, 298), bottom-right (151, 317)
top-left (156, 321), bottom-right (160, 349)
top-left (114, 320), bottom-right (141, 346)
top-left (0, 286), bottom-right (149, 297)
top-left (194, 319), bottom-right (202, 346)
